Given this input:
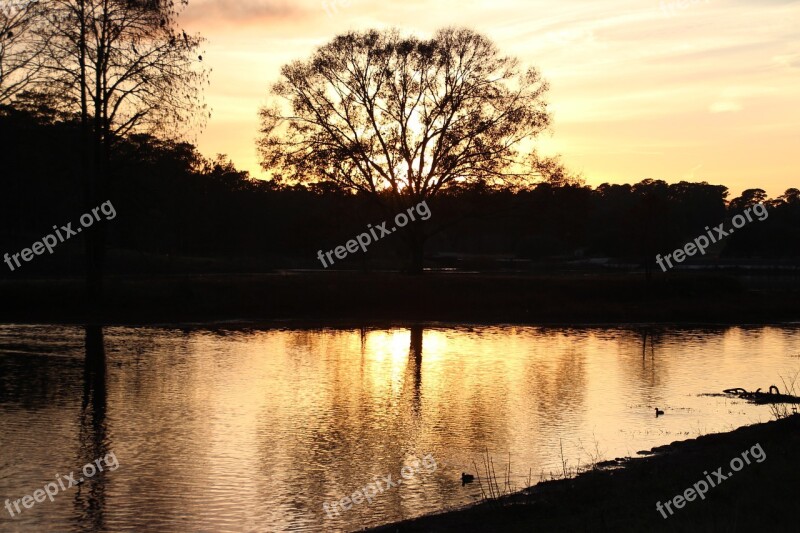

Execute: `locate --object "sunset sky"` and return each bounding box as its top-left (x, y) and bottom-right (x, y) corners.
top-left (180, 0), bottom-right (799, 199)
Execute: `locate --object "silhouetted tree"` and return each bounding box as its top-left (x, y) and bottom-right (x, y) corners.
top-left (39, 0), bottom-right (208, 298)
top-left (729, 188), bottom-right (767, 212)
top-left (259, 27), bottom-right (552, 272)
top-left (777, 188), bottom-right (800, 206)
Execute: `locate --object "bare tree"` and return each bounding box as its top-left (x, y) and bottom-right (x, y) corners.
top-left (259, 27), bottom-right (552, 272)
top-left (0, 0), bottom-right (46, 103)
top-left (39, 0), bottom-right (208, 297)
top-left (42, 0), bottom-right (208, 142)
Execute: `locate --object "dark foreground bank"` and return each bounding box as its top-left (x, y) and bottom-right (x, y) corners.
top-left (366, 415), bottom-right (800, 533)
top-left (1, 271), bottom-right (798, 325)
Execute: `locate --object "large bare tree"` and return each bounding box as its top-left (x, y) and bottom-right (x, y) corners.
top-left (39, 0), bottom-right (208, 298)
top-left (258, 27), bottom-right (552, 272)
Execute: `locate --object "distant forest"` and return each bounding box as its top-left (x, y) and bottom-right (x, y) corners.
top-left (2, 102), bottom-right (798, 275)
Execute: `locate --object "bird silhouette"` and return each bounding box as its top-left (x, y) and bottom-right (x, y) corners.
top-left (655, 408), bottom-right (664, 417)
top-left (461, 472), bottom-right (475, 485)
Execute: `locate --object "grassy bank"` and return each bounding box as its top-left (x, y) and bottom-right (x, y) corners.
top-left (367, 415), bottom-right (800, 532)
top-left (1, 271), bottom-right (798, 325)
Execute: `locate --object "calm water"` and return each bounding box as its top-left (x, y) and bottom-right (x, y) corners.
top-left (1, 324), bottom-right (798, 532)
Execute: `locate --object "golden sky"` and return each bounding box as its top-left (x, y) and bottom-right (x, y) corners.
top-left (181, 0), bottom-right (799, 198)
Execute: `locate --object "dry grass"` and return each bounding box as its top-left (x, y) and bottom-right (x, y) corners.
top-left (474, 436), bottom-right (606, 505)
top-left (768, 369), bottom-right (800, 420)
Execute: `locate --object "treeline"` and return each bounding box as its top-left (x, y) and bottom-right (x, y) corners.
top-left (1, 104), bottom-right (798, 274)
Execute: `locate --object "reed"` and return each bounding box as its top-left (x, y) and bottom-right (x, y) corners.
top-left (768, 370), bottom-right (800, 420)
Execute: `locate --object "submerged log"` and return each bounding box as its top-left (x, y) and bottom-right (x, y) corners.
top-left (722, 385), bottom-right (800, 405)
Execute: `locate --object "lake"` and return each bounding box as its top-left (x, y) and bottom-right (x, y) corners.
top-left (1, 323), bottom-right (798, 532)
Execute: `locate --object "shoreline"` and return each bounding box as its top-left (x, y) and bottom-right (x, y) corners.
top-left (365, 415), bottom-right (800, 532)
top-left (1, 271), bottom-right (798, 326)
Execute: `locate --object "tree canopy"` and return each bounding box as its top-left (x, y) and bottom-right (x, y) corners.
top-left (259, 27), bottom-right (552, 203)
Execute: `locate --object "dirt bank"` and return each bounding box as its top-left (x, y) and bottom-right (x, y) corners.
top-left (366, 415), bottom-right (800, 532)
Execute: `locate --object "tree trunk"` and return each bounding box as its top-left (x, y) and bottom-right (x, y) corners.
top-left (77, 0), bottom-right (103, 304)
